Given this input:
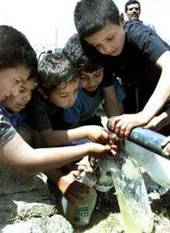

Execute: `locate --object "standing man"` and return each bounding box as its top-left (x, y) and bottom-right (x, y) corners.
top-left (125, 0), bottom-right (141, 21)
top-left (125, 0), bottom-right (156, 31)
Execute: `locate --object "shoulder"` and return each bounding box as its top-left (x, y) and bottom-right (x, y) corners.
top-left (0, 110), bottom-right (16, 146)
top-left (124, 20), bottom-right (170, 62)
top-left (124, 20), bottom-right (153, 41)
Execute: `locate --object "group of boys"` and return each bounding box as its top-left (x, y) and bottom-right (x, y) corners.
top-left (1, 0), bottom-right (170, 226)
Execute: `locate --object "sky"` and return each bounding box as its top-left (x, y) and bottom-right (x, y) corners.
top-left (0, 0), bottom-right (170, 53)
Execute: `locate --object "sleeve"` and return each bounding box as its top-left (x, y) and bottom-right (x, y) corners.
top-left (27, 94), bottom-right (53, 132)
top-left (0, 111), bottom-right (16, 146)
top-left (126, 20), bottom-right (170, 62)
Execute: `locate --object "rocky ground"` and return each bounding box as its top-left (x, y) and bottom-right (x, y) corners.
top-left (0, 115), bottom-right (170, 232)
top-left (1, 160), bottom-right (170, 233)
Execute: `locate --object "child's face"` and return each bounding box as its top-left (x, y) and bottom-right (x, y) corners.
top-left (49, 79), bottom-right (80, 109)
top-left (2, 79), bottom-right (36, 112)
top-left (85, 20), bottom-right (125, 56)
top-left (80, 68), bottom-right (104, 92)
top-left (0, 66), bottom-right (30, 101)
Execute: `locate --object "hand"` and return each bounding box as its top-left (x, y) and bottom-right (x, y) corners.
top-left (87, 142), bottom-right (112, 157)
top-left (162, 136), bottom-right (170, 156)
top-left (144, 112), bottom-right (168, 131)
top-left (107, 112), bottom-right (148, 138)
top-left (76, 156), bottom-right (93, 173)
top-left (86, 125), bottom-right (110, 144)
top-left (108, 132), bottom-right (123, 153)
top-left (56, 170), bottom-right (89, 204)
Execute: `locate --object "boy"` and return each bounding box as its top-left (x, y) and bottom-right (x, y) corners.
top-left (62, 34), bottom-right (124, 128)
top-left (27, 52), bottom-right (116, 203)
top-left (0, 77), bottom-right (37, 144)
top-left (74, 0), bottom-right (170, 138)
top-left (0, 25), bottom-right (111, 177)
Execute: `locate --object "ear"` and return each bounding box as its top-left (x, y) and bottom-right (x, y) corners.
top-left (119, 13), bottom-right (125, 24)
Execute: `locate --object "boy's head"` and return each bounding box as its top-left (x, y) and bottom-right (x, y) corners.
top-left (0, 25), bottom-right (37, 101)
top-left (63, 34), bottom-right (104, 92)
top-left (2, 78), bottom-right (37, 113)
top-left (38, 52), bottom-right (79, 109)
top-left (74, 0), bottom-right (125, 56)
top-left (125, 0), bottom-right (141, 20)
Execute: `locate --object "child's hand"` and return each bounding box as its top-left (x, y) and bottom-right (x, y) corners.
top-left (162, 136), bottom-right (170, 156)
top-left (87, 142), bottom-right (112, 157)
top-left (107, 112), bottom-right (148, 138)
top-left (86, 125), bottom-right (109, 144)
top-left (144, 112), bottom-right (168, 131)
top-left (56, 170), bottom-right (89, 204)
top-left (108, 132), bottom-right (123, 153)
top-left (76, 156), bottom-right (93, 173)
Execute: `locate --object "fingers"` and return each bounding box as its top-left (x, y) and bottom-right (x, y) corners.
top-left (107, 116), bottom-right (133, 138)
top-left (70, 170), bottom-right (81, 178)
top-left (162, 145), bottom-right (170, 156)
top-left (107, 116), bottom-right (121, 132)
top-left (161, 136), bottom-right (170, 156)
top-left (161, 136), bottom-right (170, 147)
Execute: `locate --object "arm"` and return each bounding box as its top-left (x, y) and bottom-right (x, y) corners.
top-left (142, 51), bottom-right (170, 120)
top-left (46, 168), bottom-right (89, 203)
top-left (144, 111), bottom-right (170, 132)
top-left (40, 125), bottom-right (110, 147)
top-left (108, 51), bottom-right (170, 137)
top-left (102, 85), bottom-right (123, 118)
top-left (0, 132), bottom-right (111, 174)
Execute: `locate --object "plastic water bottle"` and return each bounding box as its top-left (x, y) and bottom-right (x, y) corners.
top-left (62, 171), bottom-right (97, 226)
top-left (95, 155), bottom-right (114, 192)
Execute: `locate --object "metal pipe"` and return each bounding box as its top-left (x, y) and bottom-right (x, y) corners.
top-left (128, 127), bottom-right (169, 158)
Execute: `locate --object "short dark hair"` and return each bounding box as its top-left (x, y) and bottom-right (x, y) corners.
top-left (74, 0), bottom-right (120, 38)
top-left (0, 25), bottom-right (37, 78)
top-left (38, 52), bottom-right (78, 91)
top-left (63, 34), bottom-right (103, 73)
top-left (125, 0), bottom-right (141, 12)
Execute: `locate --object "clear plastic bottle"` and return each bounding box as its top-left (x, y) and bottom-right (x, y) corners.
top-left (61, 171), bottom-right (97, 226)
top-left (110, 152), bottom-right (154, 233)
top-left (95, 155), bottom-right (114, 192)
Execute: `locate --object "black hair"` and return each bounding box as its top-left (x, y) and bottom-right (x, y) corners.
top-left (38, 51), bottom-right (78, 91)
top-left (74, 0), bottom-right (120, 38)
top-left (125, 0), bottom-right (141, 12)
top-left (0, 25), bottom-right (37, 78)
top-left (62, 34), bottom-right (103, 73)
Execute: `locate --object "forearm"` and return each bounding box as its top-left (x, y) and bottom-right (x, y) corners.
top-left (142, 51), bottom-right (170, 122)
top-left (41, 126), bottom-right (101, 147)
top-left (0, 133), bottom-right (92, 174)
top-left (103, 101), bottom-right (123, 117)
top-left (103, 85), bottom-right (123, 118)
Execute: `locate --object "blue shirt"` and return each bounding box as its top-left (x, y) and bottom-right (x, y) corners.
top-left (63, 87), bottom-right (103, 125)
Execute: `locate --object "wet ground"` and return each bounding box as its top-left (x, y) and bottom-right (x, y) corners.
top-left (74, 189), bottom-right (170, 233)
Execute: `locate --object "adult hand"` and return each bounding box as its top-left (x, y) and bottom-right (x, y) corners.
top-left (107, 112), bottom-right (148, 138)
top-left (56, 170), bottom-right (89, 204)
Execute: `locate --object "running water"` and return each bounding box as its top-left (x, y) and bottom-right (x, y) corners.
top-left (106, 152), bottom-right (154, 233)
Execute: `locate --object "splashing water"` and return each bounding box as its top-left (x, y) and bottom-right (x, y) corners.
top-left (108, 152), bottom-right (154, 233)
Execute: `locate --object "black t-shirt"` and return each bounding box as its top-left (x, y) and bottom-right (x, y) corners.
top-left (83, 20), bottom-right (170, 113)
top-left (26, 91), bottom-right (67, 132)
